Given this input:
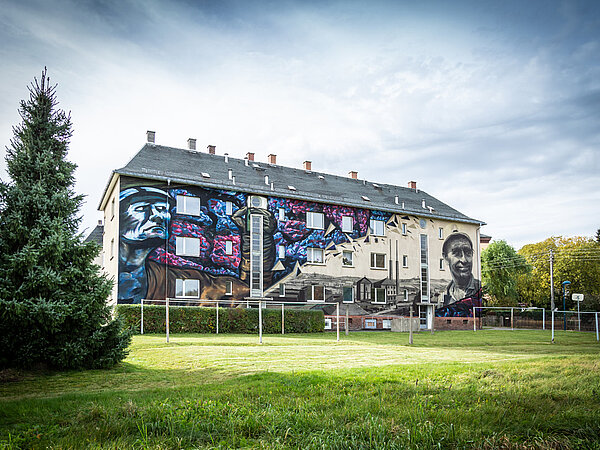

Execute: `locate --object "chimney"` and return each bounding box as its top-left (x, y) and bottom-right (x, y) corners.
top-left (207, 145), bottom-right (216, 155)
top-left (268, 154), bottom-right (277, 164)
top-left (422, 199), bottom-right (426, 209)
top-left (348, 170), bottom-right (358, 179)
top-left (303, 161), bottom-right (312, 171)
top-left (246, 152), bottom-right (255, 162)
top-left (264, 175), bottom-right (269, 185)
top-left (394, 196), bottom-right (399, 204)
top-left (146, 130), bottom-right (155, 143)
top-left (187, 138), bottom-right (196, 150)
top-left (228, 168), bottom-right (233, 180)
top-left (408, 181), bottom-right (417, 190)
top-left (224, 153), bottom-right (229, 163)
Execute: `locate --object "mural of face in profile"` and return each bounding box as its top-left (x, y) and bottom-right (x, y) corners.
top-left (442, 232), bottom-right (481, 305)
top-left (118, 187), bottom-right (173, 303)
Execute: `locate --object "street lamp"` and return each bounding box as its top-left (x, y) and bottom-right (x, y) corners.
top-left (562, 281), bottom-right (571, 331)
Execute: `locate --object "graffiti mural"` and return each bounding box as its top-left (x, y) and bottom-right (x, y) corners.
top-left (116, 179), bottom-right (480, 317)
top-left (435, 232), bottom-right (482, 317)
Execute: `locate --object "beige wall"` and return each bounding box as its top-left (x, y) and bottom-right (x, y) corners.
top-left (101, 175), bottom-right (120, 306)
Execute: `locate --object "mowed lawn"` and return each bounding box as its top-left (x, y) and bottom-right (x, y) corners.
top-left (1, 330), bottom-right (599, 449)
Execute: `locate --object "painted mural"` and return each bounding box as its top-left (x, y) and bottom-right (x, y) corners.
top-left (116, 179), bottom-right (481, 317)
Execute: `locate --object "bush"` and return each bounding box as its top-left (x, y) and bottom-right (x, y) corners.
top-left (116, 305), bottom-right (324, 334)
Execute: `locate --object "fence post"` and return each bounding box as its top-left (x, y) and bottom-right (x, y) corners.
top-left (216, 302), bottom-right (219, 335)
top-left (336, 302), bottom-right (340, 342)
top-left (259, 301), bottom-right (263, 344)
top-left (596, 312), bottom-right (599, 342)
top-left (551, 309), bottom-right (555, 343)
top-left (473, 307), bottom-right (476, 332)
top-left (141, 298), bottom-right (144, 335)
top-left (409, 305), bottom-right (413, 345)
top-left (511, 307), bottom-right (514, 331)
top-left (166, 297), bottom-right (170, 343)
top-left (345, 304), bottom-right (349, 336)
top-left (281, 303), bottom-right (285, 335)
top-left (431, 305), bottom-right (435, 334)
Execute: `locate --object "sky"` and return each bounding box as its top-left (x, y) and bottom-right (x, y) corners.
top-left (0, 0), bottom-right (599, 250)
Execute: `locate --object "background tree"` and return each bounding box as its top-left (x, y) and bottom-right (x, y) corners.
top-left (517, 236), bottom-right (600, 311)
top-left (0, 69), bottom-right (130, 369)
top-left (595, 228), bottom-right (600, 244)
top-left (481, 240), bottom-right (530, 306)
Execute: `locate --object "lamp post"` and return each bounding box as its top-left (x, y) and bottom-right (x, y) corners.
top-left (562, 281), bottom-right (571, 331)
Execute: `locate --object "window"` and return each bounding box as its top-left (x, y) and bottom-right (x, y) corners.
top-left (371, 287), bottom-right (386, 303)
top-left (278, 208), bottom-right (285, 221)
top-left (176, 195), bottom-right (201, 216)
top-left (225, 240), bottom-right (233, 255)
top-left (278, 245), bottom-right (286, 259)
top-left (439, 227), bottom-right (444, 239)
top-left (343, 286), bottom-right (354, 303)
top-left (324, 318), bottom-right (332, 330)
top-left (370, 219), bottom-right (385, 236)
top-left (225, 280), bottom-right (233, 295)
top-left (279, 283), bottom-right (286, 297)
top-left (402, 255), bottom-right (408, 268)
top-left (307, 211), bottom-right (324, 229)
top-left (371, 252), bottom-right (386, 269)
top-left (404, 289), bottom-right (409, 301)
top-left (342, 216), bottom-right (353, 233)
top-left (176, 236), bottom-right (200, 257)
top-left (440, 258), bottom-right (445, 270)
top-left (342, 250), bottom-right (353, 267)
top-left (226, 201), bottom-right (233, 215)
top-left (365, 318), bottom-right (377, 329)
top-left (307, 247), bottom-right (324, 264)
top-left (110, 238), bottom-right (114, 259)
top-left (175, 279), bottom-right (200, 298)
top-left (382, 319), bottom-right (392, 329)
top-left (420, 234), bottom-right (429, 300)
top-left (307, 285), bottom-right (325, 302)
top-left (402, 223), bottom-right (407, 235)
top-left (111, 198), bottom-right (115, 220)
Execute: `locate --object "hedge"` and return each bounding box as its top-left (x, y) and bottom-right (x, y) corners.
top-left (116, 304), bottom-right (325, 334)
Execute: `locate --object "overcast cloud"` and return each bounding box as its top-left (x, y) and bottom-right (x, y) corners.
top-left (1, 0), bottom-right (599, 249)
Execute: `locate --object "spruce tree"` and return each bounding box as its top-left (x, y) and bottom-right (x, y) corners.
top-left (0, 69), bottom-right (130, 369)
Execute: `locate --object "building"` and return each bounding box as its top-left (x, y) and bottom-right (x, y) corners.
top-left (98, 132), bottom-right (485, 328)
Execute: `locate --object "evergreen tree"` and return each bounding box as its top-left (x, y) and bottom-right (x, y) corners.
top-left (0, 69), bottom-right (130, 369)
top-left (596, 228), bottom-right (600, 244)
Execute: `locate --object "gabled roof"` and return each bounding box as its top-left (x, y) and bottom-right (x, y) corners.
top-left (100, 143), bottom-right (483, 225)
top-left (84, 224), bottom-right (103, 246)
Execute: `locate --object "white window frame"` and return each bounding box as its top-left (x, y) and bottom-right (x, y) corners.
top-left (278, 208), bottom-right (285, 221)
top-left (279, 283), bottom-right (286, 297)
top-left (382, 319), bottom-right (392, 329)
top-left (176, 236), bottom-right (201, 257)
top-left (371, 287), bottom-right (386, 304)
top-left (307, 285), bottom-right (325, 302)
top-left (404, 289), bottom-right (409, 301)
top-left (402, 223), bottom-right (407, 235)
top-left (278, 244), bottom-right (286, 259)
top-left (226, 201), bottom-right (233, 215)
top-left (402, 255), bottom-right (408, 268)
top-left (307, 247), bottom-right (324, 264)
top-left (225, 280), bottom-right (233, 296)
top-left (369, 219), bottom-right (385, 236)
top-left (370, 252), bottom-right (386, 269)
top-left (225, 240), bottom-right (233, 255)
top-left (176, 195), bottom-right (201, 216)
top-left (110, 238), bottom-right (114, 259)
top-left (342, 215), bottom-right (353, 233)
top-left (307, 211), bottom-right (324, 230)
top-left (342, 286), bottom-right (354, 303)
top-left (365, 318), bottom-right (377, 329)
top-left (440, 258), bottom-right (445, 270)
top-left (324, 318), bottom-right (332, 330)
top-left (439, 227), bottom-right (444, 240)
top-left (111, 198), bottom-right (115, 220)
top-left (342, 250), bottom-right (353, 267)
top-left (175, 279), bottom-right (200, 298)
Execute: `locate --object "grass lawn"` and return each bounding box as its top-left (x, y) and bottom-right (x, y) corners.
top-left (1, 330), bottom-right (599, 449)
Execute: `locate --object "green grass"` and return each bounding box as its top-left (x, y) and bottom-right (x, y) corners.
top-left (1, 330), bottom-right (599, 449)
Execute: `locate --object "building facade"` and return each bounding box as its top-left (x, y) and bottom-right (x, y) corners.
top-left (99, 135), bottom-right (485, 323)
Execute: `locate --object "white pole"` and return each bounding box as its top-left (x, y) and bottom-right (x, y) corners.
top-left (336, 302), bottom-right (340, 342)
top-left (511, 307), bottom-right (514, 331)
top-left (551, 309), bottom-right (555, 343)
top-left (345, 304), bottom-right (349, 336)
top-left (549, 249), bottom-right (554, 311)
top-left (596, 312), bottom-right (599, 342)
top-left (141, 298), bottom-right (144, 335)
top-left (542, 308), bottom-right (545, 330)
top-left (216, 302), bottom-right (219, 335)
top-left (281, 303), bottom-right (284, 335)
top-left (409, 305), bottom-right (413, 345)
top-left (166, 297), bottom-right (170, 343)
top-left (577, 301), bottom-right (581, 331)
top-left (258, 301), bottom-right (263, 344)
top-left (473, 307), bottom-right (476, 332)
